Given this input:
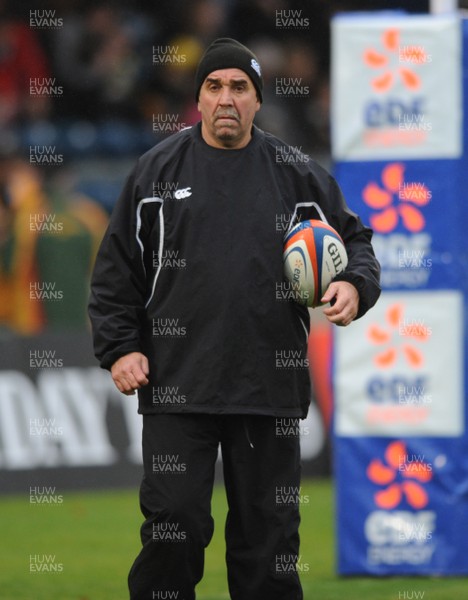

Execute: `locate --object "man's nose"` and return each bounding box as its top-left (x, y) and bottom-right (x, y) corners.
top-left (218, 85), bottom-right (234, 105)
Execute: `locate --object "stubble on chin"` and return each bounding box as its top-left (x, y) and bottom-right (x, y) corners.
top-left (213, 121), bottom-right (239, 143)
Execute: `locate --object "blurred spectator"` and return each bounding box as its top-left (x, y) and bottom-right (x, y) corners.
top-left (247, 35), bottom-right (330, 154)
top-left (0, 159), bottom-right (47, 333)
top-left (182, 0), bottom-right (228, 45)
top-left (138, 0), bottom-right (228, 131)
top-left (0, 0), bottom-right (52, 125)
top-left (230, 0), bottom-right (289, 40)
top-left (52, 1), bottom-right (153, 119)
top-left (0, 158), bottom-right (108, 334)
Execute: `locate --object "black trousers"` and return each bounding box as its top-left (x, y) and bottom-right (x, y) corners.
top-left (128, 414), bottom-right (303, 600)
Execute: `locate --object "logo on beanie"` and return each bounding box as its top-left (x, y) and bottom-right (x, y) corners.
top-left (251, 58), bottom-right (261, 77)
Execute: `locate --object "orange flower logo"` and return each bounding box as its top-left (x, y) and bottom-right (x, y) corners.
top-left (367, 440), bottom-right (432, 509)
top-left (362, 163), bottom-right (431, 233)
top-left (363, 29), bottom-right (426, 92)
top-left (367, 303), bottom-right (430, 369)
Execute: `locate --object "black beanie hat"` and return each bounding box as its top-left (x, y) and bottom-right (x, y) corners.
top-left (195, 38), bottom-right (263, 103)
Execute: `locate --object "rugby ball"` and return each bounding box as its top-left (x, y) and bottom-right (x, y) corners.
top-left (283, 219), bottom-right (348, 307)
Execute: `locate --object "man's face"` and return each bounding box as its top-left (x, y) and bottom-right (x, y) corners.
top-left (197, 68), bottom-right (261, 149)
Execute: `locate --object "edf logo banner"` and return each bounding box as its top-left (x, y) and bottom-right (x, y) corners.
top-left (334, 291), bottom-right (463, 438)
top-left (331, 14), bottom-right (461, 161)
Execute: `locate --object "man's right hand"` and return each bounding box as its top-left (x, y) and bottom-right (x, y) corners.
top-left (111, 352), bottom-right (150, 396)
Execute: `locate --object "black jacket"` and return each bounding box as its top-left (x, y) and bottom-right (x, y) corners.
top-left (89, 123), bottom-right (380, 417)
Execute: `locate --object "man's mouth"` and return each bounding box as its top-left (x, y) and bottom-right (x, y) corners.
top-left (216, 114), bottom-right (239, 122)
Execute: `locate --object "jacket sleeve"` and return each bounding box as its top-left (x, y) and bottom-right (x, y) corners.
top-left (306, 169), bottom-right (381, 319)
top-left (88, 161), bottom-right (157, 369)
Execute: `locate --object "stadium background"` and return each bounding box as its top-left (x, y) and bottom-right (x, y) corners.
top-left (1, 1), bottom-right (467, 599)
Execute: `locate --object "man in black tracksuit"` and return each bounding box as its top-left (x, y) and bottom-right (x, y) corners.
top-left (89, 39), bottom-right (380, 600)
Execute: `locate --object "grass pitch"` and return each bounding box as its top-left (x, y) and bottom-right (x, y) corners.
top-left (0, 478), bottom-right (465, 599)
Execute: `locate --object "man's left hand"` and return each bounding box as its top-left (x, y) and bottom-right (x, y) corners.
top-left (321, 281), bottom-right (359, 327)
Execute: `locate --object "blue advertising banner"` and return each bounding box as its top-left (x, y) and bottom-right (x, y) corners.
top-left (335, 436), bottom-right (468, 574)
top-left (332, 12), bottom-right (467, 575)
top-left (335, 159), bottom-right (462, 291)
